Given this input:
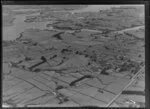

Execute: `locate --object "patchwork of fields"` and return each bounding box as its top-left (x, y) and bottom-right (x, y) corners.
top-left (2, 5), bottom-right (145, 107)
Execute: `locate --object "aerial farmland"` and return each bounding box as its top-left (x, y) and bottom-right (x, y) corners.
top-left (2, 5), bottom-right (145, 107)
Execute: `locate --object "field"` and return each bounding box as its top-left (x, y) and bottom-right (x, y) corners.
top-left (2, 5), bottom-right (145, 107)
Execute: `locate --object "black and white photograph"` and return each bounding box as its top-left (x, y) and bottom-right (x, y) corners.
top-left (2, 4), bottom-right (145, 107)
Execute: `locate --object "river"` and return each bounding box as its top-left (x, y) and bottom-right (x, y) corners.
top-left (3, 12), bottom-right (52, 41)
top-left (116, 26), bottom-right (144, 34)
top-left (3, 5), bottom-right (111, 41)
top-left (3, 5), bottom-right (144, 41)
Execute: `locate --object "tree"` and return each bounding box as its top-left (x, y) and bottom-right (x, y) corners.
top-left (41, 56), bottom-right (47, 62)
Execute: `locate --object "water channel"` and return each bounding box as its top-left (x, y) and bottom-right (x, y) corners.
top-left (2, 5), bottom-right (144, 41)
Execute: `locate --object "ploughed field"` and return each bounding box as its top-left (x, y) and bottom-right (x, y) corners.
top-left (2, 5), bottom-right (145, 107)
